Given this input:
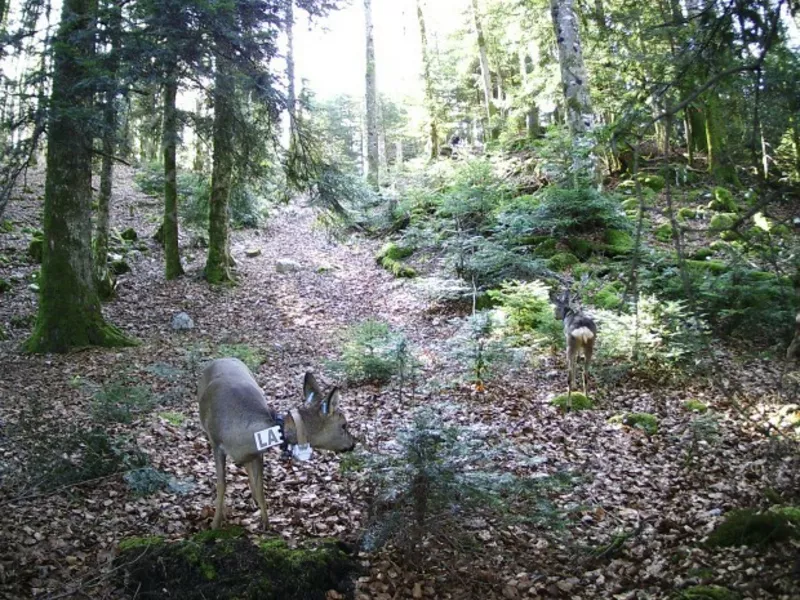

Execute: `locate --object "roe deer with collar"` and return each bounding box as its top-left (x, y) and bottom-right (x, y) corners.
top-left (552, 289), bottom-right (597, 399)
top-left (199, 357), bottom-right (356, 529)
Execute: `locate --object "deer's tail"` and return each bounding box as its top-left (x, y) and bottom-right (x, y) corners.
top-left (571, 327), bottom-right (595, 345)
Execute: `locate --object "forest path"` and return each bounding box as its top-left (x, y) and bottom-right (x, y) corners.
top-left (1, 168), bottom-right (798, 599)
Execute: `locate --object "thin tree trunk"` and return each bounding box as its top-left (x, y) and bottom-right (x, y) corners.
top-left (26, 0), bottom-right (132, 353)
top-left (791, 114), bottom-right (800, 179)
top-left (206, 58), bottom-right (235, 284)
top-left (193, 97), bottom-right (205, 173)
top-left (94, 0), bottom-right (122, 300)
top-left (364, 0), bottom-right (379, 189)
top-left (470, 0), bottom-right (492, 132)
top-left (704, 96), bottom-right (739, 185)
top-left (395, 139), bottom-right (403, 171)
top-left (416, 0), bottom-right (438, 159)
top-left (286, 1), bottom-right (296, 122)
top-left (162, 74), bottom-right (184, 280)
top-left (550, 0), bottom-right (593, 136)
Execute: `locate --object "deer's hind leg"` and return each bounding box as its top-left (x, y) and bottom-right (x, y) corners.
top-left (245, 456), bottom-right (268, 529)
top-left (583, 339), bottom-right (595, 397)
top-left (211, 445), bottom-right (227, 530)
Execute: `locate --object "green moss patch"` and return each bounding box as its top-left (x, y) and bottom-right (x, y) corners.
top-left (609, 412), bottom-right (658, 435)
top-left (28, 236), bottom-right (43, 263)
top-left (655, 223), bottom-right (673, 242)
top-left (566, 238), bottom-right (594, 260)
top-left (604, 230), bottom-right (634, 256)
top-left (692, 248), bottom-right (714, 260)
top-left (679, 585), bottom-right (739, 600)
top-left (0, 278), bottom-right (11, 293)
top-left (158, 411), bottom-right (186, 426)
top-left (116, 529), bottom-right (358, 600)
top-left (547, 252), bottom-right (579, 271)
top-left (639, 174), bottom-right (665, 192)
top-left (594, 283), bottom-right (624, 310)
top-left (708, 187), bottom-right (738, 212)
top-left (683, 399), bottom-right (708, 413)
top-left (551, 392), bottom-right (593, 412)
top-left (376, 242), bottom-right (416, 278)
top-left (677, 207), bottom-right (697, 221)
top-left (621, 198), bottom-right (639, 211)
top-left (706, 507), bottom-right (800, 548)
top-left (686, 259), bottom-right (728, 275)
top-left (709, 213), bottom-right (736, 231)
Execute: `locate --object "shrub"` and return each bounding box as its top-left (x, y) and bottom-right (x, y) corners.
top-left (566, 237), bottom-right (594, 260)
top-left (435, 158), bottom-right (508, 232)
top-left (348, 409), bottom-right (570, 561)
top-left (639, 174), bottom-right (665, 192)
top-left (330, 320), bottom-right (413, 384)
top-left (609, 412), bottom-right (658, 435)
top-left (710, 213), bottom-right (736, 231)
top-left (551, 393), bottom-right (593, 411)
top-left (487, 280), bottom-right (561, 342)
top-left (707, 507), bottom-right (800, 548)
top-left (92, 381), bottom-right (156, 424)
top-left (678, 207), bottom-right (697, 221)
top-left (604, 230), bottom-right (634, 255)
top-left (497, 186), bottom-right (630, 239)
top-left (708, 187), bottom-right (738, 212)
top-left (446, 235), bottom-right (546, 287)
top-left (679, 585), bottom-right (739, 600)
top-left (593, 283), bottom-right (624, 310)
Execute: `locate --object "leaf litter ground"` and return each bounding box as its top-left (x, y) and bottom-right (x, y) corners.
top-left (0, 167), bottom-right (799, 599)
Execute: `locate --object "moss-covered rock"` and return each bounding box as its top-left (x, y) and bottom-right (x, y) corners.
top-left (609, 412), bottom-right (658, 435)
top-left (551, 392), bottom-right (593, 412)
top-left (376, 241), bottom-right (414, 262)
top-left (110, 258), bottom-right (131, 275)
top-left (679, 585), bottom-right (739, 600)
top-left (547, 252), bottom-right (579, 271)
top-left (115, 528), bottom-right (358, 600)
top-left (604, 230), bottom-right (634, 256)
top-left (640, 174), bottom-right (665, 192)
top-left (719, 230), bottom-right (739, 241)
top-left (0, 278), bottom-right (11, 293)
top-left (709, 213), bottom-right (736, 231)
top-left (621, 198), bottom-right (639, 211)
top-left (594, 283), bottom-right (624, 310)
top-left (380, 257), bottom-right (417, 278)
top-left (706, 507), bottom-right (800, 548)
top-left (692, 248), bottom-right (714, 260)
top-left (683, 399), bottom-right (708, 413)
top-left (532, 238), bottom-right (557, 258)
top-left (677, 207), bottom-right (697, 221)
top-left (28, 236), bottom-right (43, 263)
top-left (655, 223), bottom-right (673, 242)
top-left (686, 259), bottom-right (728, 275)
top-left (708, 187), bottom-right (738, 212)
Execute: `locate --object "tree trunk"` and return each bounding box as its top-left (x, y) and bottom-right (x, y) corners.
top-left (94, 0), bottom-right (122, 300)
top-left (416, 0), bottom-right (438, 159)
top-left (704, 96), bottom-right (739, 185)
top-left (526, 106), bottom-right (540, 138)
top-left (25, 0), bottom-right (132, 353)
top-left (286, 0), bottom-right (296, 122)
top-left (594, 0), bottom-right (607, 31)
top-left (791, 114), bottom-right (800, 179)
top-left (162, 74), bottom-right (184, 280)
top-left (193, 98), bottom-right (205, 173)
top-left (395, 139), bottom-right (403, 171)
top-left (364, 0), bottom-right (379, 189)
top-left (206, 56), bottom-right (235, 284)
top-left (550, 0), bottom-right (593, 136)
top-left (470, 0), bottom-right (493, 133)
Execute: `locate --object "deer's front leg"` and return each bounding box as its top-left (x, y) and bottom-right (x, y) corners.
top-left (245, 457), bottom-right (269, 529)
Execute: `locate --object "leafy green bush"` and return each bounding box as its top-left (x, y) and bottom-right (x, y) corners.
top-left (655, 223), bottom-right (673, 242)
top-left (547, 252), bottom-right (579, 271)
top-left (330, 320), bottom-right (413, 384)
top-left (710, 213), bottom-right (736, 231)
top-left (708, 187), bottom-right (738, 212)
top-left (603, 230), bottom-right (634, 255)
top-left (435, 158), bottom-right (508, 231)
top-left (707, 507), bottom-right (800, 548)
top-left (609, 412), bottom-right (658, 435)
top-left (444, 235), bottom-right (546, 287)
top-left (487, 280), bottom-right (563, 347)
top-left (347, 409), bottom-right (570, 560)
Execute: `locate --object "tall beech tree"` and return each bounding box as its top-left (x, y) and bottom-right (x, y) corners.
top-left (364, 0), bottom-right (379, 189)
top-left (26, 0), bottom-right (132, 353)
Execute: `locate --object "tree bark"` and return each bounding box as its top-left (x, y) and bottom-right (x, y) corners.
top-left (286, 0), bottom-right (296, 122)
top-left (364, 0), bottom-right (379, 189)
top-left (704, 96), bottom-right (739, 185)
top-left (416, 0), bottom-right (438, 159)
top-left (193, 97), bottom-right (205, 173)
top-left (206, 57), bottom-right (235, 284)
top-left (94, 0), bottom-right (122, 300)
top-left (25, 0), bottom-right (132, 353)
top-left (550, 0), bottom-right (593, 136)
top-left (162, 73), bottom-right (184, 280)
top-left (470, 0), bottom-right (493, 132)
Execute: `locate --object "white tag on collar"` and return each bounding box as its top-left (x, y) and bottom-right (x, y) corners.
top-left (254, 426), bottom-right (283, 451)
top-left (292, 443), bottom-right (313, 462)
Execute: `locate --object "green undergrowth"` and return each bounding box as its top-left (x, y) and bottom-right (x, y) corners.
top-left (683, 399), bottom-right (708, 413)
top-left (375, 242), bottom-right (417, 278)
top-left (609, 412), bottom-right (659, 435)
top-left (116, 528), bottom-right (357, 599)
top-left (706, 507), bottom-right (800, 548)
top-left (551, 393), bottom-right (593, 412)
top-left (677, 585), bottom-right (739, 600)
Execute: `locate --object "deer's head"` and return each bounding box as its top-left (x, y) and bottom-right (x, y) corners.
top-left (296, 372), bottom-right (356, 452)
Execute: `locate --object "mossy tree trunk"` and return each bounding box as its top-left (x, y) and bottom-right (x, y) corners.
top-left (364, 0), bottom-right (379, 189)
top-left (206, 55), bottom-right (235, 284)
top-left (704, 96), bottom-right (739, 185)
top-left (25, 0), bottom-right (133, 353)
top-left (162, 72), bottom-right (184, 280)
top-left (416, 0), bottom-right (439, 159)
top-left (94, 0), bottom-right (122, 300)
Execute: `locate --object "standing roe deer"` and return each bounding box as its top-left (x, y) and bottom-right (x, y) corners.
top-left (199, 357), bottom-right (356, 529)
top-left (552, 289), bottom-right (597, 399)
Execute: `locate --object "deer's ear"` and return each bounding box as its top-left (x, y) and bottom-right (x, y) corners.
top-left (304, 372), bottom-right (322, 404)
top-left (321, 388), bottom-right (340, 415)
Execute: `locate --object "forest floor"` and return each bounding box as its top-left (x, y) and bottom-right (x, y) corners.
top-left (0, 166), bottom-right (799, 600)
